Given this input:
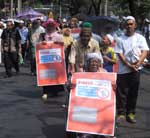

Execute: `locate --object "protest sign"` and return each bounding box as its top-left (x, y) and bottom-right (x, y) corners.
top-left (67, 72), bottom-right (116, 136)
top-left (0, 50), bottom-right (1, 64)
top-left (36, 42), bottom-right (67, 86)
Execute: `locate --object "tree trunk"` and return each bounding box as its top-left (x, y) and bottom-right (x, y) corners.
top-left (91, 0), bottom-right (102, 16)
top-left (128, 0), bottom-right (136, 17)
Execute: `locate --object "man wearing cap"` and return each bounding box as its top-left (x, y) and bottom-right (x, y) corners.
top-left (71, 22), bottom-right (101, 42)
top-left (68, 24), bottom-right (102, 73)
top-left (82, 22), bottom-right (101, 43)
top-left (115, 16), bottom-right (149, 123)
top-left (100, 34), bottom-right (117, 72)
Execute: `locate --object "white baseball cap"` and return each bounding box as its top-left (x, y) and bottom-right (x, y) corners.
top-left (125, 16), bottom-right (135, 22)
top-left (106, 34), bottom-right (114, 44)
top-left (86, 53), bottom-right (102, 61)
top-left (145, 18), bottom-right (150, 23)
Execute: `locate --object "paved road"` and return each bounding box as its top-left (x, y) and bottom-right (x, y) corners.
top-left (0, 65), bottom-right (66, 138)
top-left (117, 69), bottom-right (150, 138)
top-left (0, 64), bottom-right (150, 138)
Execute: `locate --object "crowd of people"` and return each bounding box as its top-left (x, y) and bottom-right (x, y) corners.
top-left (0, 15), bottom-right (149, 138)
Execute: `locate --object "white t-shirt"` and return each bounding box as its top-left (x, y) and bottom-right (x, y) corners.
top-left (0, 29), bottom-right (3, 63)
top-left (115, 32), bottom-right (149, 74)
top-left (31, 26), bottom-right (45, 46)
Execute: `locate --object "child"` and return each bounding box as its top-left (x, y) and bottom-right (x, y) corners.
top-left (100, 34), bottom-right (117, 72)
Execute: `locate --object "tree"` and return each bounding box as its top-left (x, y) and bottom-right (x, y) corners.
top-left (127, 0), bottom-right (136, 17)
top-left (136, 0), bottom-right (150, 18)
top-left (68, 0), bottom-right (103, 16)
top-left (91, 0), bottom-right (102, 16)
top-left (112, 0), bottom-right (150, 18)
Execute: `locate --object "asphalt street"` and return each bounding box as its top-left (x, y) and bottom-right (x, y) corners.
top-left (0, 64), bottom-right (150, 138)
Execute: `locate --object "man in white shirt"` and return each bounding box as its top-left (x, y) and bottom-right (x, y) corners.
top-left (29, 19), bottom-right (45, 75)
top-left (115, 16), bottom-right (149, 123)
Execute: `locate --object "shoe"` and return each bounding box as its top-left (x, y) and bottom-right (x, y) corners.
top-left (62, 104), bottom-right (67, 108)
top-left (31, 72), bottom-right (36, 76)
top-left (31, 72), bottom-right (35, 76)
top-left (126, 113), bottom-right (136, 123)
top-left (116, 114), bottom-right (126, 124)
top-left (80, 134), bottom-right (94, 138)
top-left (42, 94), bottom-right (48, 100)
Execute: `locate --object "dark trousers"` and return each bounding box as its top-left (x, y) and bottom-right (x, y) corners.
top-left (30, 57), bottom-right (36, 74)
top-left (21, 43), bottom-right (27, 60)
top-left (3, 51), bottom-right (19, 76)
top-left (116, 71), bottom-right (140, 115)
top-left (43, 85), bottom-right (64, 95)
top-left (65, 46), bottom-right (71, 77)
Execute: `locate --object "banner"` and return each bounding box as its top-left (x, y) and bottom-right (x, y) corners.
top-left (0, 49), bottom-right (1, 64)
top-left (66, 72), bottom-right (116, 136)
top-left (0, 41), bottom-right (1, 64)
top-left (36, 42), bottom-right (67, 86)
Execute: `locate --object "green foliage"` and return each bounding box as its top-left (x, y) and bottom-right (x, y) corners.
top-left (1, 0), bottom-right (150, 18)
top-left (112, 0), bottom-right (130, 16)
top-left (112, 0), bottom-right (150, 18)
top-left (137, 0), bottom-right (150, 17)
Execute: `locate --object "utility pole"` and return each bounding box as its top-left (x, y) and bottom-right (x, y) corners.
top-left (59, 0), bottom-right (62, 17)
top-left (104, 0), bottom-right (108, 16)
top-left (18, 0), bottom-right (22, 14)
top-left (10, 0), bottom-right (14, 18)
top-left (99, 3), bottom-right (102, 16)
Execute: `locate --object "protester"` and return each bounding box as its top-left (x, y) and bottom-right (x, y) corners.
top-left (86, 52), bottom-right (106, 72)
top-left (0, 21), bottom-right (5, 64)
top-left (69, 17), bottom-right (79, 29)
top-left (68, 24), bottom-right (103, 73)
top-left (115, 16), bottom-right (149, 123)
top-left (66, 53), bottom-right (110, 138)
top-left (62, 27), bottom-right (74, 75)
top-left (1, 20), bottom-right (21, 77)
top-left (42, 18), bottom-right (63, 42)
top-left (100, 34), bottom-right (117, 72)
top-left (70, 21), bottom-right (102, 43)
top-left (41, 19), bottom-right (64, 100)
top-left (28, 19), bottom-right (45, 76)
top-left (17, 20), bottom-right (29, 60)
top-left (82, 22), bottom-right (102, 43)
top-left (142, 18), bottom-right (150, 47)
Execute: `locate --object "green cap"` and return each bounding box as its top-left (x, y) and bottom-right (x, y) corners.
top-left (82, 22), bottom-right (93, 28)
